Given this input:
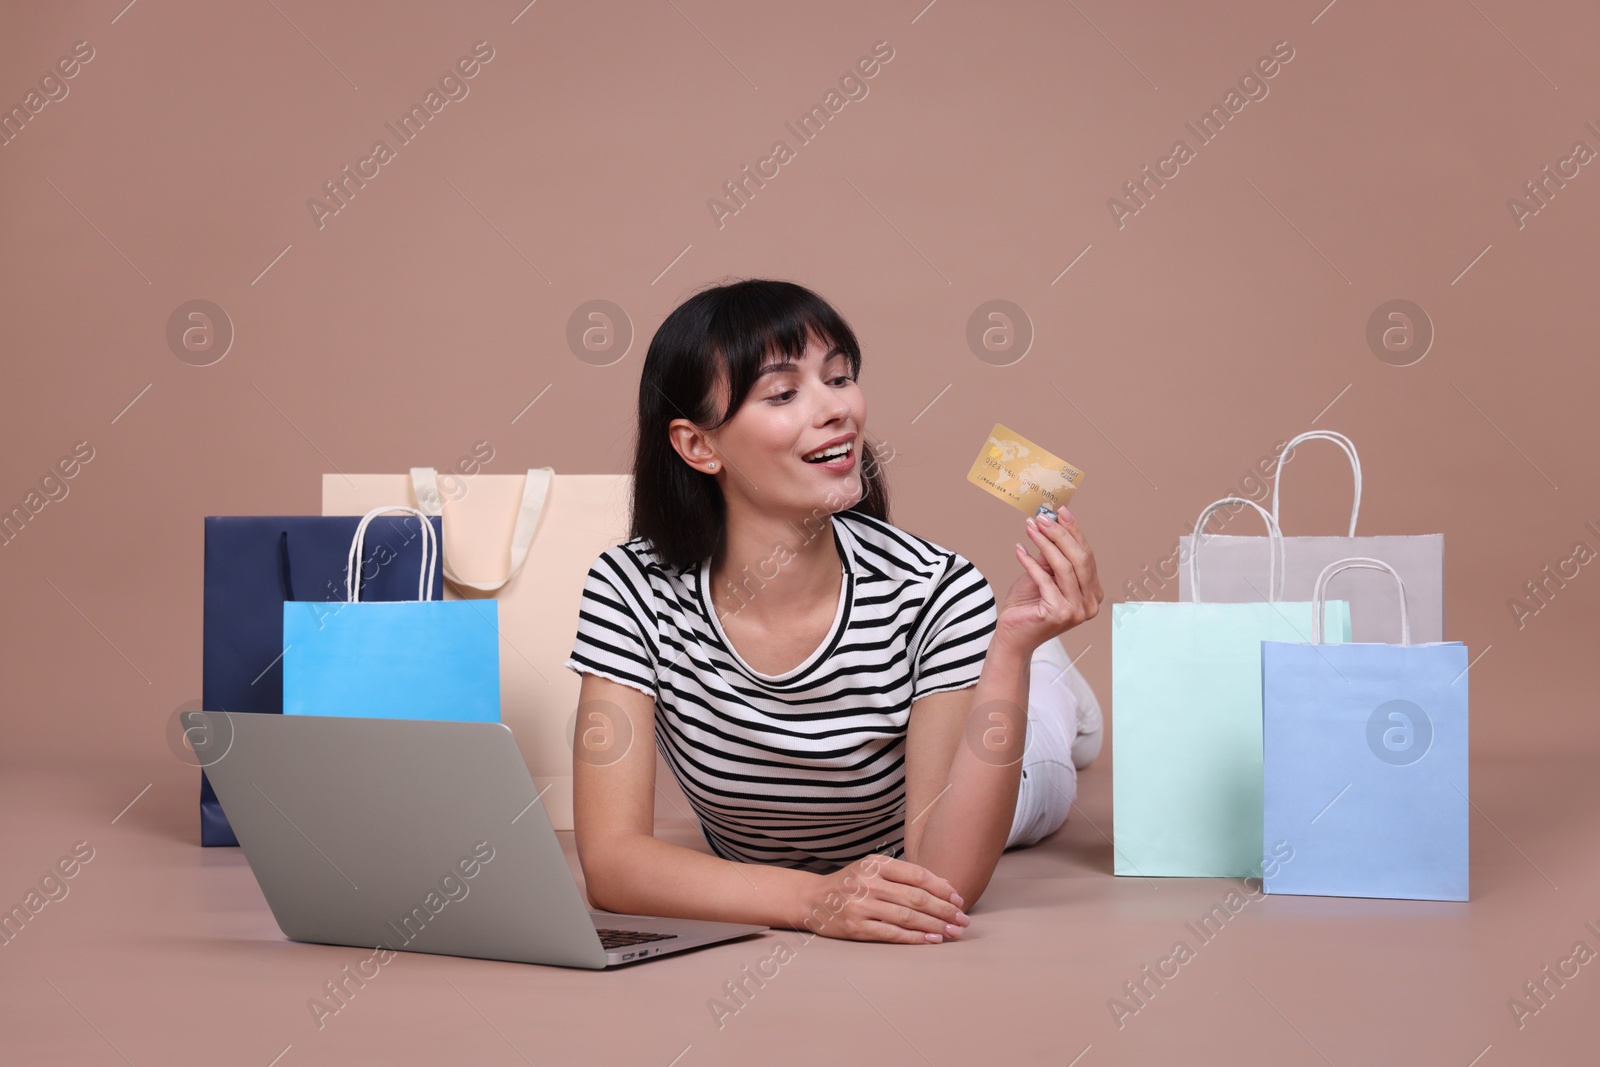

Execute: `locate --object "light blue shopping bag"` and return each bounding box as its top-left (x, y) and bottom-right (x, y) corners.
top-left (283, 506), bottom-right (500, 722)
top-left (1113, 497), bottom-right (1351, 879)
top-left (1262, 557), bottom-right (1468, 901)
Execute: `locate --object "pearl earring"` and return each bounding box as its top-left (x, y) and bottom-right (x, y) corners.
top-left (708, 461), bottom-right (717, 469)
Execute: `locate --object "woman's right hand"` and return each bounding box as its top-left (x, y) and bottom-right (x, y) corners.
top-left (798, 854), bottom-right (971, 943)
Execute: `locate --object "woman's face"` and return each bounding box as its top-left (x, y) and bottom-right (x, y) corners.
top-left (674, 331), bottom-right (868, 516)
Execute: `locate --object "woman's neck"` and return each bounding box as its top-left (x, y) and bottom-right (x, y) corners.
top-left (708, 504), bottom-right (842, 626)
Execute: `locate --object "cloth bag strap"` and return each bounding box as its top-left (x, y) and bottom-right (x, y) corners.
top-left (1188, 496), bottom-right (1284, 602)
top-left (1312, 556), bottom-right (1409, 645)
top-left (409, 467), bottom-right (553, 593)
top-left (1271, 429), bottom-right (1362, 536)
top-left (347, 506), bottom-right (438, 603)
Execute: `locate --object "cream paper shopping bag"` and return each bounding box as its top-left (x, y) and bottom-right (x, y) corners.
top-left (323, 468), bottom-right (631, 829)
top-left (1177, 430), bottom-right (1444, 644)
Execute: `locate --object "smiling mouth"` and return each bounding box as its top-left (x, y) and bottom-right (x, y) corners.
top-left (802, 442), bottom-right (854, 463)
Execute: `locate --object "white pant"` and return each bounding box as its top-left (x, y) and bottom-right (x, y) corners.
top-left (1004, 641), bottom-right (1087, 849)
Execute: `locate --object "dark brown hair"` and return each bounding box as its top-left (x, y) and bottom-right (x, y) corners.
top-left (630, 279), bottom-right (891, 573)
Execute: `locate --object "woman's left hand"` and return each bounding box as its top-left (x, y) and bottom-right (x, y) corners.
top-left (996, 507), bottom-right (1103, 653)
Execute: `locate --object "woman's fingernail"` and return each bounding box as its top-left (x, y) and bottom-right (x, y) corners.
top-left (949, 892), bottom-right (964, 907)
top-left (1025, 516), bottom-right (1037, 530)
top-left (1059, 509), bottom-right (1073, 523)
top-left (925, 932), bottom-right (944, 944)
top-left (954, 910), bottom-right (970, 925)
top-left (1037, 509), bottom-right (1057, 526)
top-left (945, 924), bottom-right (963, 939)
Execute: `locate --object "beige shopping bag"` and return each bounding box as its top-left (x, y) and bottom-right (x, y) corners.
top-left (1177, 430), bottom-right (1445, 644)
top-left (323, 468), bottom-right (632, 829)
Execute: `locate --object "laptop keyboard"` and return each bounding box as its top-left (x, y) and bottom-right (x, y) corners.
top-left (596, 928), bottom-right (679, 951)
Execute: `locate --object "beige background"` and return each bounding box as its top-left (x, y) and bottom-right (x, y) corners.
top-left (2, 1), bottom-right (1596, 1064)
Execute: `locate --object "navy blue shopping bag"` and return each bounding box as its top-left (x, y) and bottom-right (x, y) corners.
top-left (200, 513), bottom-right (442, 845)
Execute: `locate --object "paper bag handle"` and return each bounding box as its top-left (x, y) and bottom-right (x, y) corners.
top-left (347, 506), bottom-right (438, 603)
top-left (409, 467), bottom-right (553, 593)
top-left (1312, 556), bottom-right (1409, 645)
top-left (1271, 430), bottom-right (1362, 536)
top-left (1188, 497), bottom-right (1284, 603)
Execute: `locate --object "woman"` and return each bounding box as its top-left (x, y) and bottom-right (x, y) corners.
top-left (563, 279), bottom-right (1103, 945)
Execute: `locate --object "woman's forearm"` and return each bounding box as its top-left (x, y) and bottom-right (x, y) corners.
top-left (904, 636), bottom-right (1033, 905)
top-left (580, 832), bottom-right (819, 930)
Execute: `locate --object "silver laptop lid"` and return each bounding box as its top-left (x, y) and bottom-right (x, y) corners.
top-left (192, 712), bottom-right (610, 969)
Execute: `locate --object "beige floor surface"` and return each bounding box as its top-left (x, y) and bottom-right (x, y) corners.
top-left (4, 741), bottom-right (1596, 1067)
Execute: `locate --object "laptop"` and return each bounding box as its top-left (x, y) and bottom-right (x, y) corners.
top-left (190, 711), bottom-right (766, 969)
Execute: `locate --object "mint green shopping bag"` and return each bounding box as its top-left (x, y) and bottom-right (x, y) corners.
top-left (1112, 497), bottom-right (1351, 878)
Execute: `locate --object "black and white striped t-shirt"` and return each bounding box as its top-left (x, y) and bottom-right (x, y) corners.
top-left (562, 508), bottom-right (998, 874)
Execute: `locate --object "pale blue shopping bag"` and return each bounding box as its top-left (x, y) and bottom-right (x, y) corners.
top-left (1113, 498), bottom-right (1351, 878)
top-left (283, 506), bottom-right (500, 722)
top-left (1261, 557), bottom-right (1469, 901)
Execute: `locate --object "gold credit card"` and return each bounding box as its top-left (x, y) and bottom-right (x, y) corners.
top-left (966, 423), bottom-right (1086, 516)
